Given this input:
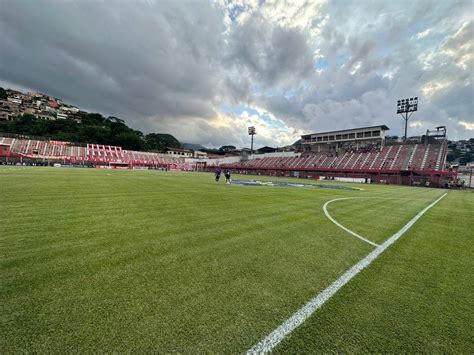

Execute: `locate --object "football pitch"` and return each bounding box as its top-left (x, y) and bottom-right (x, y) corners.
top-left (1, 167), bottom-right (473, 352)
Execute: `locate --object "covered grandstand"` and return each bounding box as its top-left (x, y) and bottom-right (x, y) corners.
top-left (221, 125), bottom-right (456, 187)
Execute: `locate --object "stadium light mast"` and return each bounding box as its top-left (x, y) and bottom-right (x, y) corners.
top-left (397, 97), bottom-right (418, 142)
top-left (248, 126), bottom-right (256, 155)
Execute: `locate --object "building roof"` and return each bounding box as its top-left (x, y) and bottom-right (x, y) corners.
top-left (257, 146), bottom-right (277, 153)
top-left (167, 147), bottom-right (192, 153)
top-left (301, 125), bottom-right (390, 139)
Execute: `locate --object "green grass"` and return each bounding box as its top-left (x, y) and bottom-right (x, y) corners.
top-left (276, 190), bottom-right (474, 353)
top-left (0, 168), bottom-right (472, 352)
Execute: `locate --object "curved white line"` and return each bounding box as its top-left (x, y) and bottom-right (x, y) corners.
top-left (323, 197), bottom-right (379, 247)
top-left (247, 192), bottom-right (448, 354)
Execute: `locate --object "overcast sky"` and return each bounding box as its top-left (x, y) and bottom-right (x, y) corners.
top-left (1, 0), bottom-right (473, 147)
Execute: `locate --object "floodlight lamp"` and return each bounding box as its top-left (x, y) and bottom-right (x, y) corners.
top-left (396, 96), bottom-right (419, 114)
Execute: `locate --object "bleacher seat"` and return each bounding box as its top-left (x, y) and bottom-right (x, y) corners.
top-left (222, 142), bottom-right (448, 173)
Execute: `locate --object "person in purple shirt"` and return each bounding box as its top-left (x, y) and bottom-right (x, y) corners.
top-left (215, 167), bottom-right (221, 182)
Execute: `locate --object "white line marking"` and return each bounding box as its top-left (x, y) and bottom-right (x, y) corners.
top-left (247, 192), bottom-right (447, 354)
top-left (323, 197), bottom-right (379, 247)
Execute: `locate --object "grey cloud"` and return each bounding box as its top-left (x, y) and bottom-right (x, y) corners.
top-left (142, 114), bottom-right (281, 149)
top-left (255, 67), bottom-right (391, 134)
top-left (251, 0), bottom-right (473, 140)
top-left (219, 75), bottom-right (254, 105)
top-left (1, 0), bottom-right (225, 119)
top-left (0, 0), bottom-right (472, 147)
top-left (225, 14), bottom-right (314, 89)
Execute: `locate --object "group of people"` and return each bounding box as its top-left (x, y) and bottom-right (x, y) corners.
top-left (215, 167), bottom-right (231, 184)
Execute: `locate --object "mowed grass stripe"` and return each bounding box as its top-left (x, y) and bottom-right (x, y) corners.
top-left (275, 190), bottom-right (474, 353)
top-left (326, 189), bottom-right (443, 244)
top-left (2, 168), bottom-right (470, 352)
top-left (248, 192), bottom-right (447, 353)
top-left (1, 168), bottom-right (370, 352)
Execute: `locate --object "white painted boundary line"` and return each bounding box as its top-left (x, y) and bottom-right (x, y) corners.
top-left (323, 198), bottom-right (379, 247)
top-left (247, 192), bottom-right (447, 354)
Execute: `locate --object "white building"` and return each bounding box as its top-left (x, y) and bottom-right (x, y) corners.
top-left (301, 125), bottom-right (389, 153)
top-left (167, 147), bottom-right (193, 158)
top-left (193, 151), bottom-right (207, 159)
top-left (61, 105), bottom-right (80, 113)
top-left (7, 97), bottom-right (22, 105)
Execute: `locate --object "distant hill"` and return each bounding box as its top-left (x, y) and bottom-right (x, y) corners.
top-left (182, 142), bottom-right (206, 151)
top-left (0, 87), bottom-right (184, 152)
top-left (144, 133), bottom-right (181, 152)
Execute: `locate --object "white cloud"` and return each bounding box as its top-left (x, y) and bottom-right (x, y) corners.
top-left (458, 121), bottom-right (474, 131)
top-left (220, 0), bottom-right (327, 30)
top-left (410, 121), bottom-right (424, 128)
top-left (442, 21), bottom-right (474, 70)
top-left (421, 80), bottom-right (453, 98)
top-left (233, 110), bottom-right (299, 146)
top-left (259, 0), bottom-right (327, 30)
top-left (415, 28), bottom-right (433, 39)
top-left (350, 61), bottom-right (362, 75)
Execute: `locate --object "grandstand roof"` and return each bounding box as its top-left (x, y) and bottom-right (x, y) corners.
top-left (301, 125), bottom-right (389, 139)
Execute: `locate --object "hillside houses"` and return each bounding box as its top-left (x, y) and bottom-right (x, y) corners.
top-left (0, 88), bottom-right (82, 123)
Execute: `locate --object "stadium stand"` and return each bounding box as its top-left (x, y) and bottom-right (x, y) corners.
top-left (222, 143), bottom-right (448, 173)
top-left (220, 125), bottom-right (454, 187)
top-left (0, 136), bottom-right (185, 169)
top-left (0, 124), bottom-right (455, 186)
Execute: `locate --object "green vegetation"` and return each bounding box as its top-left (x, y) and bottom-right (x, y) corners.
top-left (219, 145), bottom-right (236, 152)
top-left (277, 190), bottom-right (474, 353)
top-left (0, 114), bottom-right (180, 151)
top-left (142, 132), bottom-right (181, 152)
top-left (181, 142), bottom-right (207, 151)
top-left (0, 168), bottom-right (472, 352)
top-left (0, 87), bottom-right (7, 100)
top-left (447, 139), bottom-right (474, 165)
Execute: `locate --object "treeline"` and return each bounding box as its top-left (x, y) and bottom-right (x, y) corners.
top-left (0, 114), bottom-right (181, 151)
top-left (447, 140), bottom-right (474, 165)
top-left (199, 145), bottom-right (237, 156)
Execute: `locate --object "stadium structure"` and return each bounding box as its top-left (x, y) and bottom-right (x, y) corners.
top-left (0, 124), bottom-right (456, 187)
top-left (221, 125), bottom-right (455, 187)
top-left (0, 137), bottom-right (190, 170)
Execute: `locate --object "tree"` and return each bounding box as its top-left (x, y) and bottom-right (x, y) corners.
top-left (144, 133), bottom-right (181, 152)
top-left (0, 87), bottom-right (7, 100)
top-left (219, 145), bottom-right (236, 152)
top-left (115, 131), bottom-right (144, 150)
top-left (459, 155), bottom-right (471, 165)
top-left (446, 153), bottom-right (457, 162)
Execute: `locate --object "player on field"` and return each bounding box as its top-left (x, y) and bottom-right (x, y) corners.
top-left (224, 169), bottom-right (231, 184)
top-left (215, 167), bottom-right (221, 182)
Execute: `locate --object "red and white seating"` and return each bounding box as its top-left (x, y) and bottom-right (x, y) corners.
top-left (223, 143), bottom-right (447, 172)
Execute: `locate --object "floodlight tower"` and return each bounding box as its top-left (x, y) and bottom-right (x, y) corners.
top-left (397, 97), bottom-right (418, 142)
top-left (248, 126), bottom-right (256, 155)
